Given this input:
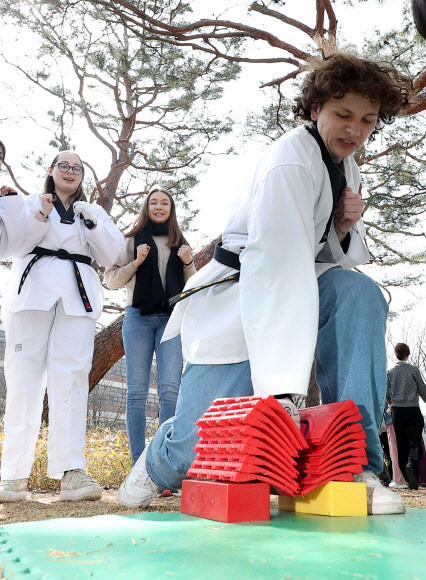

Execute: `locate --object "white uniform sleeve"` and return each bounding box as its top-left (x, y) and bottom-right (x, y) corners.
top-left (316, 217), bottom-right (370, 268)
top-left (83, 206), bottom-right (124, 267)
top-left (240, 164), bottom-right (319, 397)
top-left (0, 195), bottom-right (50, 259)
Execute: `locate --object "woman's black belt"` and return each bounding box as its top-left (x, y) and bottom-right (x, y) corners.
top-left (169, 242), bottom-right (241, 307)
top-left (18, 246), bottom-right (93, 313)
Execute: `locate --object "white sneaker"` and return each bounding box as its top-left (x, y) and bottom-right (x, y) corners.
top-left (353, 471), bottom-right (405, 515)
top-left (60, 470), bottom-right (102, 501)
top-left (0, 478), bottom-right (28, 502)
top-left (389, 481), bottom-right (408, 490)
top-left (118, 445), bottom-right (160, 508)
top-left (277, 397), bottom-right (301, 428)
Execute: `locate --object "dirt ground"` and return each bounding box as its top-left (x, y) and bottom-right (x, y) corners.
top-left (0, 486), bottom-right (425, 526)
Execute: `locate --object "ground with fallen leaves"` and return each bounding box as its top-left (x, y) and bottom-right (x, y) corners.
top-left (0, 486), bottom-right (425, 526)
top-left (0, 487), bottom-right (424, 580)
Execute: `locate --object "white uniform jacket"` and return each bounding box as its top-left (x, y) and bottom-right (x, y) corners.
top-left (163, 125), bottom-right (370, 396)
top-left (3, 194), bottom-right (124, 319)
top-left (0, 194), bottom-right (44, 260)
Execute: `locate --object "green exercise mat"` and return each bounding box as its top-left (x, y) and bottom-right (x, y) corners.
top-left (0, 509), bottom-right (425, 579)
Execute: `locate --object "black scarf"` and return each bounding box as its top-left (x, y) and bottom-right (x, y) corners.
top-left (306, 123), bottom-right (347, 243)
top-left (132, 220), bottom-right (185, 315)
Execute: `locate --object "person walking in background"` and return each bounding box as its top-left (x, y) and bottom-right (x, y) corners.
top-left (105, 185), bottom-right (196, 465)
top-left (387, 343), bottom-right (426, 490)
top-left (0, 150), bottom-right (124, 503)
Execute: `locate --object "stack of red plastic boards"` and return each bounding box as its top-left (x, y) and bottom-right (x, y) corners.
top-left (182, 396), bottom-right (368, 521)
top-left (297, 399), bottom-right (368, 494)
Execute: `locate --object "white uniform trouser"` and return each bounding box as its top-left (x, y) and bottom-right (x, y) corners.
top-left (1, 300), bottom-right (96, 480)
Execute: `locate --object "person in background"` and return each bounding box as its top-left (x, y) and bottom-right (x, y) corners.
top-left (0, 139), bottom-right (32, 257)
top-left (378, 402), bottom-right (408, 489)
top-left (0, 150), bottom-right (124, 503)
top-left (105, 185), bottom-right (196, 466)
top-left (387, 343), bottom-right (426, 490)
top-left (378, 405), bottom-right (393, 487)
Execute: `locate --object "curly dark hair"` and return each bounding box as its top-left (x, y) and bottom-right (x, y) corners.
top-left (395, 343), bottom-right (410, 361)
top-left (293, 54), bottom-right (412, 140)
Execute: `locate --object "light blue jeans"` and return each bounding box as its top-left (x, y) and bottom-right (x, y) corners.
top-left (315, 267), bottom-right (388, 474)
top-left (123, 307), bottom-right (182, 465)
top-left (146, 267), bottom-right (388, 489)
top-left (147, 361), bottom-right (254, 490)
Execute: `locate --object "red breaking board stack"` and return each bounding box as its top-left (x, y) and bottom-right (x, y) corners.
top-left (183, 396), bottom-right (369, 522)
top-left (295, 399), bottom-right (368, 495)
top-left (187, 395), bottom-right (308, 496)
top-left (187, 396), bottom-right (368, 496)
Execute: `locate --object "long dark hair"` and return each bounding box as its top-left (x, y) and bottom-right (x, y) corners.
top-left (0, 140), bottom-right (6, 161)
top-left (125, 185), bottom-right (188, 247)
top-left (44, 151), bottom-right (86, 205)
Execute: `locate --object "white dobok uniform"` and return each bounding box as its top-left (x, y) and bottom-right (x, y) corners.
top-left (163, 125), bottom-right (370, 397)
top-left (0, 193), bottom-right (39, 259)
top-left (1, 194), bottom-right (124, 480)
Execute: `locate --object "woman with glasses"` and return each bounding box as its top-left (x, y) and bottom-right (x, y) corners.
top-left (105, 185), bottom-right (195, 466)
top-left (0, 150), bottom-right (124, 503)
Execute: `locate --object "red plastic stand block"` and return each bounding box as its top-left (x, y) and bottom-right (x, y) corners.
top-left (181, 480), bottom-right (270, 523)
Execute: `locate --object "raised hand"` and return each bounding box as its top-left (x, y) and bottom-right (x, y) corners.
top-left (0, 185), bottom-right (18, 197)
top-left (133, 243), bottom-right (150, 268)
top-left (73, 201), bottom-right (97, 230)
top-left (334, 186), bottom-right (364, 235)
top-left (40, 193), bottom-right (54, 216)
top-left (177, 244), bottom-right (192, 266)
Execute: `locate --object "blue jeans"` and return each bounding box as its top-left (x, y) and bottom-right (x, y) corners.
top-left (146, 267), bottom-right (388, 489)
top-left (315, 267), bottom-right (388, 474)
top-left (146, 361), bottom-right (253, 490)
top-left (123, 307), bottom-right (183, 465)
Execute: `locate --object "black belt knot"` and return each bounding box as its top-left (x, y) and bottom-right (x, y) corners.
top-left (169, 242), bottom-right (241, 307)
top-left (18, 246), bottom-right (93, 313)
top-left (55, 249), bottom-right (72, 260)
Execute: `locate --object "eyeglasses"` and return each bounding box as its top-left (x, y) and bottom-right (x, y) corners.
top-left (53, 162), bottom-right (84, 175)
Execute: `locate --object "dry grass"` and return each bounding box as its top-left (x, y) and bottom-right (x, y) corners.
top-left (1, 424), bottom-right (133, 492)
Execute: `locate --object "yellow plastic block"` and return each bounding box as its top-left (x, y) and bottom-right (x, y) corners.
top-left (278, 481), bottom-right (367, 517)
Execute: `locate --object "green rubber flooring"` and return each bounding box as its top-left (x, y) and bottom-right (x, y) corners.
top-left (0, 509), bottom-right (425, 579)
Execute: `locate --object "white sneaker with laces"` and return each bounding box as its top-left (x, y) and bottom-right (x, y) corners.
top-left (276, 397), bottom-right (301, 428)
top-left (353, 471), bottom-right (405, 515)
top-left (118, 445), bottom-right (160, 508)
top-left (389, 481), bottom-right (408, 490)
top-left (0, 478), bottom-right (28, 502)
top-left (60, 469), bottom-right (102, 501)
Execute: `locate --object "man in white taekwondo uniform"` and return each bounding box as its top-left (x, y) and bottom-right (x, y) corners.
top-left (119, 54), bottom-right (412, 515)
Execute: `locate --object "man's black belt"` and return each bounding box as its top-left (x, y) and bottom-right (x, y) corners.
top-left (169, 242), bottom-right (241, 307)
top-left (18, 246), bottom-right (93, 313)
